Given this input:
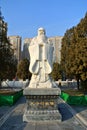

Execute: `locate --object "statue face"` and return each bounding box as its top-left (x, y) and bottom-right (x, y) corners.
top-left (38, 28), bottom-right (45, 36)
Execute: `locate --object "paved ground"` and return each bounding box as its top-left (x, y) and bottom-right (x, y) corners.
top-left (73, 105), bottom-right (87, 121)
top-left (0, 96), bottom-right (87, 130)
top-left (71, 105), bottom-right (87, 126)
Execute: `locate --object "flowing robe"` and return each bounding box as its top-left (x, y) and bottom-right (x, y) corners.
top-left (29, 43), bottom-right (54, 83)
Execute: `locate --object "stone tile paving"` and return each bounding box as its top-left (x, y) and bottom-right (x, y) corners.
top-left (0, 96), bottom-right (87, 130)
top-left (71, 105), bottom-right (87, 124)
top-left (0, 106), bottom-right (10, 118)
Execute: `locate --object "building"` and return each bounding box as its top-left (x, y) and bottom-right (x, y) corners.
top-left (22, 38), bottom-right (32, 60)
top-left (49, 36), bottom-right (63, 63)
top-left (8, 36), bottom-right (21, 63)
top-left (22, 36), bottom-right (63, 64)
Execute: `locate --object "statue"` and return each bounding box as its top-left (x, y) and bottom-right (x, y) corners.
top-left (23, 28), bottom-right (61, 122)
top-left (28, 27), bottom-right (54, 88)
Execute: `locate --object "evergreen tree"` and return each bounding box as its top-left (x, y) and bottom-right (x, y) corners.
top-left (51, 63), bottom-right (62, 81)
top-left (0, 34), bottom-right (17, 80)
top-left (16, 59), bottom-right (31, 80)
top-left (0, 10), bottom-right (17, 81)
top-left (61, 27), bottom-right (75, 78)
top-left (61, 13), bottom-right (87, 90)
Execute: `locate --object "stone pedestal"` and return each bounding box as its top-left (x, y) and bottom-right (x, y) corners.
top-left (23, 88), bottom-right (61, 122)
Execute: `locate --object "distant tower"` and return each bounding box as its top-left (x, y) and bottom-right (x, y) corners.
top-left (49, 36), bottom-right (63, 64)
top-left (0, 7), bottom-right (4, 20)
top-left (22, 38), bottom-right (32, 60)
top-left (0, 7), bottom-right (7, 45)
top-left (8, 36), bottom-right (21, 63)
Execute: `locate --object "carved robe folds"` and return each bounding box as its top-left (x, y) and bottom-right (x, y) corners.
top-left (29, 43), bottom-right (54, 88)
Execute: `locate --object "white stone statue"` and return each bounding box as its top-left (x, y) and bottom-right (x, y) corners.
top-left (28, 27), bottom-right (54, 88)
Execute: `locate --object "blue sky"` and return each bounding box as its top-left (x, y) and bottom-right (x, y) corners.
top-left (0, 0), bottom-right (87, 40)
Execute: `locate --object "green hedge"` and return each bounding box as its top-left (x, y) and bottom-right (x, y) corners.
top-left (0, 90), bottom-right (23, 106)
top-left (60, 92), bottom-right (87, 105)
top-left (1, 90), bottom-right (87, 106)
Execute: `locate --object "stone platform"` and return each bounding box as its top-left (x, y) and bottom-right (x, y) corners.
top-left (0, 96), bottom-right (87, 130)
top-left (23, 88), bottom-right (61, 122)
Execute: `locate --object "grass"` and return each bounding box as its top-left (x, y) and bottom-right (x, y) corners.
top-left (0, 90), bottom-right (19, 95)
top-left (62, 89), bottom-right (85, 96)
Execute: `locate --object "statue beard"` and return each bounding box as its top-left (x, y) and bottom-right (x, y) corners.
top-left (38, 34), bottom-right (47, 43)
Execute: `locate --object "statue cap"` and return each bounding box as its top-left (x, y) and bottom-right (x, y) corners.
top-left (38, 27), bottom-right (46, 35)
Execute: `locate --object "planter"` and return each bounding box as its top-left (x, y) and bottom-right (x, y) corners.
top-left (0, 90), bottom-right (23, 106)
top-left (60, 92), bottom-right (87, 105)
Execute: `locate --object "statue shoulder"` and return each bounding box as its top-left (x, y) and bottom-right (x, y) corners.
top-left (48, 38), bottom-right (53, 46)
top-left (30, 37), bottom-right (37, 46)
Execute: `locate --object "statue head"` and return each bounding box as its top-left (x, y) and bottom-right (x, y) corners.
top-left (38, 27), bottom-right (46, 36)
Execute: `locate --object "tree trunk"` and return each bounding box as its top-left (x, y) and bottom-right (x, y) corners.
top-left (77, 78), bottom-right (79, 90)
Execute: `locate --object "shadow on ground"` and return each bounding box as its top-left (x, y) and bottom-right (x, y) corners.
top-left (58, 103), bottom-right (73, 121)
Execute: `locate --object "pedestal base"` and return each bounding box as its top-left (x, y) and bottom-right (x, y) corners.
top-left (23, 88), bottom-right (61, 122)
